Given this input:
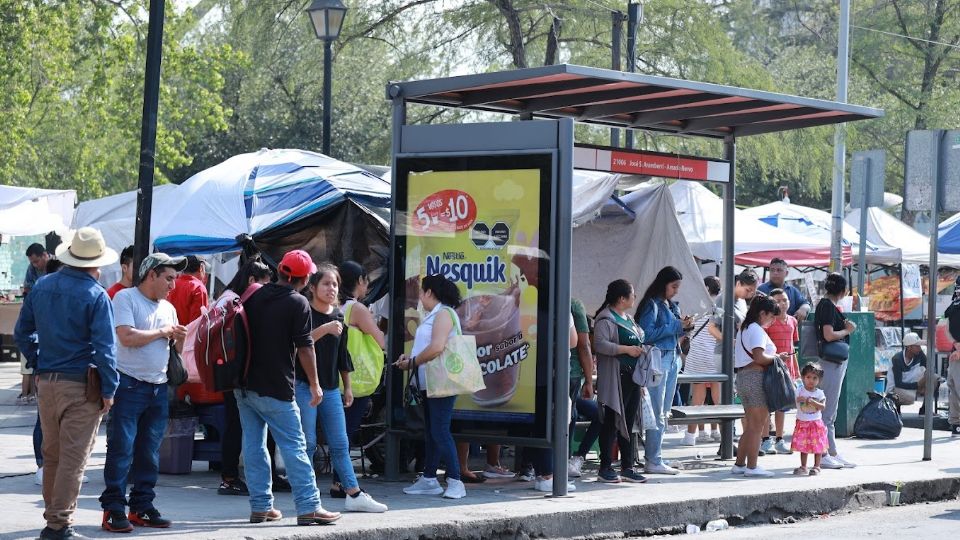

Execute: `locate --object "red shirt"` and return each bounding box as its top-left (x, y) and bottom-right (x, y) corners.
top-left (167, 274), bottom-right (208, 325)
top-left (107, 282), bottom-right (128, 300)
top-left (765, 315), bottom-right (800, 380)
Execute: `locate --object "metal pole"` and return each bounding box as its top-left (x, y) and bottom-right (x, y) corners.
top-left (385, 89), bottom-right (406, 481)
top-left (322, 38), bottom-right (333, 156)
top-left (924, 130), bottom-right (945, 461)
top-left (624, 3), bottom-right (640, 150)
top-left (857, 159), bottom-right (871, 297)
top-left (133, 0), bottom-right (166, 282)
top-left (720, 136), bottom-right (736, 460)
top-left (552, 119), bottom-right (575, 497)
top-left (610, 11), bottom-right (622, 148)
top-left (829, 0), bottom-right (851, 271)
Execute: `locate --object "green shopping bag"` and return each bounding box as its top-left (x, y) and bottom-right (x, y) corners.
top-left (425, 308), bottom-right (486, 398)
top-left (341, 302), bottom-right (384, 398)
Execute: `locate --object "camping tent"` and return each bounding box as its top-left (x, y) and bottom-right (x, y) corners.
top-left (151, 148), bottom-right (392, 292)
top-left (0, 185), bottom-right (75, 237)
top-left (846, 207), bottom-right (960, 267)
top-left (572, 183), bottom-right (713, 317)
top-left (669, 182), bottom-right (833, 266)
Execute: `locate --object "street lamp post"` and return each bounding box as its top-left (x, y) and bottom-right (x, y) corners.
top-left (306, 0), bottom-right (348, 157)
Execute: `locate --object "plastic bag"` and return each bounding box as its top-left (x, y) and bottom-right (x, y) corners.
top-left (763, 357), bottom-right (797, 411)
top-left (853, 392), bottom-right (902, 439)
top-left (640, 389), bottom-right (658, 430)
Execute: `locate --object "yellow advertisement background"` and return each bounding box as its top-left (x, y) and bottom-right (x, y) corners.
top-left (405, 168), bottom-right (542, 417)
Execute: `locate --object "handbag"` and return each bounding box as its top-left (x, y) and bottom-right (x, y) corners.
top-left (85, 364), bottom-right (102, 404)
top-left (167, 340), bottom-right (188, 387)
top-left (402, 369), bottom-right (425, 436)
top-left (679, 318), bottom-right (710, 356)
top-left (821, 341), bottom-right (850, 363)
top-left (342, 302), bottom-right (385, 398)
top-left (632, 345), bottom-right (663, 387)
top-left (762, 356), bottom-right (797, 411)
top-left (424, 308), bottom-right (486, 398)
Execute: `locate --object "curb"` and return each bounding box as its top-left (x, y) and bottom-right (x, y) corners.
top-left (259, 476), bottom-right (960, 540)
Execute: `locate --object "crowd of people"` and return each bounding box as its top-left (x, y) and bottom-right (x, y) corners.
top-left (11, 226), bottom-right (884, 539)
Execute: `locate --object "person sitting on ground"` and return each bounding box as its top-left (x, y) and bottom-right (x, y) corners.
top-left (890, 332), bottom-right (928, 406)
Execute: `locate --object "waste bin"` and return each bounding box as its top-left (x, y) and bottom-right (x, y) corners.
top-left (159, 416), bottom-right (198, 474)
top-left (800, 311), bottom-right (875, 438)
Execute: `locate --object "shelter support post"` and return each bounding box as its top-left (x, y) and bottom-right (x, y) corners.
top-left (924, 131), bottom-right (946, 461)
top-left (133, 0), bottom-right (166, 281)
top-left (857, 161), bottom-right (871, 297)
top-left (720, 136), bottom-right (736, 460)
top-left (386, 92), bottom-right (406, 481)
top-left (610, 11), bottom-right (622, 148)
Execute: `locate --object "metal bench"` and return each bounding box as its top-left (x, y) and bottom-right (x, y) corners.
top-left (667, 404), bottom-right (744, 425)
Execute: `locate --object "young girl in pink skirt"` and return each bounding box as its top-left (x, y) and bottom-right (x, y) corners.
top-left (792, 363), bottom-right (828, 475)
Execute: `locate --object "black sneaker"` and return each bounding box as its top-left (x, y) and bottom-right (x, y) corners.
top-left (101, 510), bottom-right (133, 533)
top-left (41, 526), bottom-right (86, 539)
top-left (128, 508), bottom-right (171, 528)
top-left (60, 527), bottom-right (86, 539)
top-left (218, 477), bottom-right (249, 496)
top-left (620, 468), bottom-right (648, 483)
top-left (273, 475), bottom-right (292, 492)
top-left (329, 482), bottom-right (347, 499)
top-left (952, 425), bottom-right (960, 437)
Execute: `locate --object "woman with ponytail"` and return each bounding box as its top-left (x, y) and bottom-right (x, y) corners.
top-left (593, 279), bottom-right (647, 484)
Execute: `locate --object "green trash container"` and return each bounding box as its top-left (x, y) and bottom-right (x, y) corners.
top-left (799, 311), bottom-right (875, 438)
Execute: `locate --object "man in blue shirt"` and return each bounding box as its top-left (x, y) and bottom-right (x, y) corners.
top-left (758, 257), bottom-right (811, 321)
top-left (15, 227), bottom-right (119, 540)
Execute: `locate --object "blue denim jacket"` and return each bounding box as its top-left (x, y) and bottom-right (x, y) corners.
top-left (636, 297), bottom-right (682, 351)
top-left (14, 267), bottom-right (120, 398)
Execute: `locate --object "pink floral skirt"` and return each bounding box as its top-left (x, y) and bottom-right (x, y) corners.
top-left (791, 419), bottom-right (828, 454)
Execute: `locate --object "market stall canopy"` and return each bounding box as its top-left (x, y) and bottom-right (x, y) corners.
top-left (153, 148), bottom-right (390, 255)
top-left (938, 211), bottom-right (960, 255)
top-left (0, 185), bottom-right (76, 236)
top-left (389, 64), bottom-right (881, 138)
top-left (669, 182), bottom-right (835, 265)
top-left (573, 182), bottom-right (713, 317)
top-left (846, 207), bottom-right (960, 267)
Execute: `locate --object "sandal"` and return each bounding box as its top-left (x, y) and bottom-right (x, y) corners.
top-left (460, 471), bottom-right (487, 484)
top-left (808, 468), bottom-right (821, 476)
top-left (792, 467), bottom-right (808, 476)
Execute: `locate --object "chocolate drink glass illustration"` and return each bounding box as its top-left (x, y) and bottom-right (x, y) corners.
top-left (458, 289), bottom-right (523, 407)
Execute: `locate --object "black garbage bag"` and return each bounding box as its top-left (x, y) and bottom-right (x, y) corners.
top-left (854, 391), bottom-right (902, 439)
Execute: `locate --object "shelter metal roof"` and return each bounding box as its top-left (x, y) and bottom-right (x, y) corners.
top-left (388, 64), bottom-right (882, 139)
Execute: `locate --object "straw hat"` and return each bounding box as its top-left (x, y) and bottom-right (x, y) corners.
top-left (55, 227), bottom-right (118, 268)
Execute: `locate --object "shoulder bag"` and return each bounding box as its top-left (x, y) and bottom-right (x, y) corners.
top-left (167, 339), bottom-right (188, 387)
top-left (342, 302), bottom-right (385, 398)
top-left (817, 300), bottom-right (850, 363)
top-left (424, 308), bottom-right (486, 398)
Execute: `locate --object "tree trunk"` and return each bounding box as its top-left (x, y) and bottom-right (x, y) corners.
top-left (544, 17), bottom-right (562, 66)
top-left (490, 0), bottom-right (527, 69)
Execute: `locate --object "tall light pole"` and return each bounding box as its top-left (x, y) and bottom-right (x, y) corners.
top-left (306, 0), bottom-right (348, 157)
top-left (829, 0), bottom-right (851, 271)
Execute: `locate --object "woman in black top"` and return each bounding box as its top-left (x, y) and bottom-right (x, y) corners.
top-left (813, 272), bottom-right (857, 470)
top-left (294, 264), bottom-right (387, 513)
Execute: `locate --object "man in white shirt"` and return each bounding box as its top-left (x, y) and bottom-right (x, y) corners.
top-left (99, 253), bottom-right (187, 533)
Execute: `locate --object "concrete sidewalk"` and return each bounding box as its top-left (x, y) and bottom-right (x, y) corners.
top-left (1, 362), bottom-right (959, 540)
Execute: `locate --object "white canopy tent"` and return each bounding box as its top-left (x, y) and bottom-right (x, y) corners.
top-left (845, 207), bottom-right (960, 267)
top-left (0, 185), bottom-right (76, 237)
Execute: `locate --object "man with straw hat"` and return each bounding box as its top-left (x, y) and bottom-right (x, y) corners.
top-left (15, 227), bottom-right (120, 540)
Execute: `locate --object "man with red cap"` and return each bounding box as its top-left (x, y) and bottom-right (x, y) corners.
top-left (234, 250), bottom-right (340, 526)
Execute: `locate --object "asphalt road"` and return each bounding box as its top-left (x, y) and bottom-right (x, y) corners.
top-left (705, 498), bottom-right (960, 538)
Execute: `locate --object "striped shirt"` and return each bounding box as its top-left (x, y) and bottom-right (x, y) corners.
top-left (684, 313), bottom-right (719, 374)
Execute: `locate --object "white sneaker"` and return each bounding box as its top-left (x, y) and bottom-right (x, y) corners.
top-left (81, 474), bottom-right (89, 483)
top-left (666, 425), bottom-right (682, 434)
top-left (744, 466), bottom-right (774, 477)
top-left (730, 464), bottom-right (747, 475)
top-left (834, 454), bottom-right (857, 468)
top-left (443, 478), bottom-right (466, 499)
top-left (567, 456), bottom-right (584, 478)
top-left (533, 476), bottom-right (576, 493)
top-left (644, 463), bottom-right (680, 475)
top-left (35, 468), bottom-right (42, 485)
top-left (710, 430), bottom-right (722, 442)
top-left (696, 432), bottom-right (712, 444)
top-left (820, 455), bottom-right (845, 470)
top-left (403, 476), bottom-right (444, 495)
top-left (681, 432), bottom-right (697, 446)
top-left (344, 491), bottom-right (388, 513)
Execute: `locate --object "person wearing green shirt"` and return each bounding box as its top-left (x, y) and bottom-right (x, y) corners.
top-left (567, 298), bottom-right (602, 478)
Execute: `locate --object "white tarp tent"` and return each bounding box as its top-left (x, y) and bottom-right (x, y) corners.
top-left (572, 183), bottom-right (713, 317)
top-left (845, 207), bottom-right (960, 267)
top-left (0, 185), bottom-right (75, 236)
top-left (669, 182), bottom-right (825, 263)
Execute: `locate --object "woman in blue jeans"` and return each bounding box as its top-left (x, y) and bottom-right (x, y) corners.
top-left (395, 275), bottom-right (466, 499)
top-left (294, 265), bottom-right (387, 513)
top-left (636, 266), bottom-right (693, 475)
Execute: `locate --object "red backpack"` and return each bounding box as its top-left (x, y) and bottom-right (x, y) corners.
top-left (193, 284), bottom-right (261, 392)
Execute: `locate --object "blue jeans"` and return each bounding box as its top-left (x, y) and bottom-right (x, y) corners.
top-left (234, 389), bottom-right (320, 515)
top-left (332, 395), bottom-right (370, 486)
top-left (295, 383), bottom-right (358, 490)
top-left (100, 373), bottom-right (168, 512)
top-left (569, 377), bottom-right (602, 457)
top-left (421, 394), bottom-right (459, 480)
top-left (643, 349), bottom-right (681, 467)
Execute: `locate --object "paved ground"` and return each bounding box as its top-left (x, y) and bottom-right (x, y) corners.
top-left (2, 362), bottom-right (959, 540)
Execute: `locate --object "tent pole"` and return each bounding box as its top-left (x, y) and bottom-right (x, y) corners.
top-left (720, 136), bottom-right (736, 460)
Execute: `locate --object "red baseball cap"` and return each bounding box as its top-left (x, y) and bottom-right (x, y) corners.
top-left (278, 250), bottom-right (317, 278)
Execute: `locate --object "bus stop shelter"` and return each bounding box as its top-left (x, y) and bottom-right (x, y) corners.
top-left (385, 63), bottom-right (882, 496)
